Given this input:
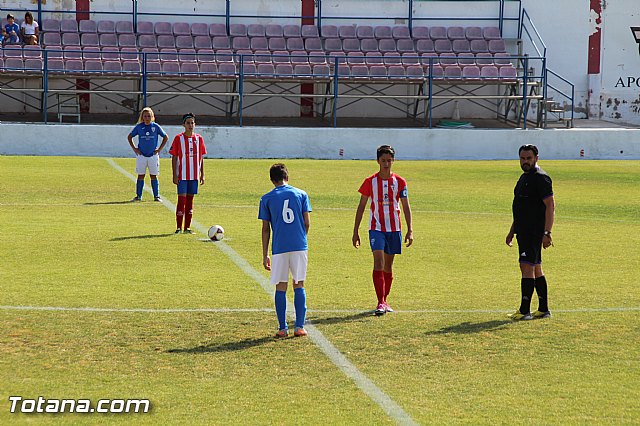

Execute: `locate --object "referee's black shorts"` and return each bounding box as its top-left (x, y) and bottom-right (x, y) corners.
top-left (516, 233), bottom-right (543, 265)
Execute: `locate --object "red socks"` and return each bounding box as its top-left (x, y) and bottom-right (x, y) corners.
top-left (373, 271), bottom-right (394, 305)
top-left (383, 272), bottom-right (393, 301)
top-left (372, 270), bottom-right (385, 304)
top-left (176, 195), bottom-right (186, 230)
top-left (184, 195), bottom-right (194, 229)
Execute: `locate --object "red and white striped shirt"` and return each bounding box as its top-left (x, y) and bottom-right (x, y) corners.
top-left (169, 132), bottom-right (207, 181)
top-left (358, 173), bottom-right (407, 232)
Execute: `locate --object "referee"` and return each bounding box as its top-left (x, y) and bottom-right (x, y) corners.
top-left (506, 144), bottom-right (555, 320)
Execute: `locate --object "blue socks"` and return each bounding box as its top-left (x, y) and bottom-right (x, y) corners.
top-left (275, 290), bottom-right (287, 331)
top-left (294, 287), bottom-right (307, 328)
top-left (136, 179), bottom-right (144, 198)
top-left (275, 288), bottom-right (307, 330)
top-left (151, 179), bottom-right (159, 197)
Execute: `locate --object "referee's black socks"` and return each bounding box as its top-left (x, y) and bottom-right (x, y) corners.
top-left (520, 278), bottom-right (535, 314)
top-left (535, 276), bottom-right (549, 312)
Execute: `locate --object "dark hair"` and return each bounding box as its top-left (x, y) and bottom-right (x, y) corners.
top-left (377, 145), bottom-right (395, 159)
top-left (24, 12), bottom-right (33, 22)
top-left (6, 14), bottom-right (14, 20)
top-left (518, 144), bottom-right (538, 156)
top-left (182, 112), bottom-right (195, 123)
top-left (270, 163), bottom-right (288, 182)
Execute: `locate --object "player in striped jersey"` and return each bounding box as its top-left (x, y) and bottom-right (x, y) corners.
top-left (353, 145), bottom-right (413, 316)
top-left (169, 113), bottom-right (206, 234)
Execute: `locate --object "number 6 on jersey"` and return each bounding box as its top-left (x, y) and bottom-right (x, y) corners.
top-left (282, 199), bottom-right (295, 223)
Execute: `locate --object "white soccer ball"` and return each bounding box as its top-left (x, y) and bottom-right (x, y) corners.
top-left (208, 225), bottom-right (225, 241)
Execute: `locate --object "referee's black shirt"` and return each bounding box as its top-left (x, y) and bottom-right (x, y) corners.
top-left (512, 166), bottom-right (553, 235)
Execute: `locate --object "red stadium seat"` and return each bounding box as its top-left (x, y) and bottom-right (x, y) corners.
top-left (116, 21), bottom-right (133, 34)
top-left (266, 24), bottom-right (284, 38)
top-left (374, 26), bottom-right (392, 39)
top-left (97, 20), bottom-right (115, 34)
top-left (283, 25), bottom-right (301, 38)
top-left (79, 20), bottom-right (97, 33)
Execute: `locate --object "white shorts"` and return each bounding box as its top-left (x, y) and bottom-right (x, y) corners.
top-left (270, 250), bottom-right (308, 285)
top-left (135, 154), bottom-right (160, 175)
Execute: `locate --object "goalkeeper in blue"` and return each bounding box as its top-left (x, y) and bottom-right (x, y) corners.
top-left (259, 164), bottom-right (312, 338)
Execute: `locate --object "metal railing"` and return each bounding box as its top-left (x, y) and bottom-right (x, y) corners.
top-left (519, 8), bottom-right (547, 58)
top-left (0, 48), bottom-right (547, 127)
top-left (546, 68), bottom-right (575, 125)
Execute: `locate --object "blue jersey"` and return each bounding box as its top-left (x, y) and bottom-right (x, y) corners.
top-left (129, 122), bottom-right (167, 157)
top-left (259, 184), bottom-right (312, 255)
top-left (4, 23), bottom-right (20, 42)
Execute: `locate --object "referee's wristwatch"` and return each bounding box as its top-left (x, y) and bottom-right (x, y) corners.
top-left (543, 231), bottom-right (552, 237)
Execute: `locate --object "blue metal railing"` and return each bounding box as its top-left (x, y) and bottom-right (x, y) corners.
top-left (23, 49), bottom-right (545, 127)
top-left (546, 68), bottom-right (575, 124)
top-left (519, 8), bottom-right (547, 58)
top-left (518, 8), bottom-right (575, 126)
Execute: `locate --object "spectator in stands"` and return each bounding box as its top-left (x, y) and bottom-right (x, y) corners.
top-left (4, 14), bottom-right (20, 45)
top-left (0, 26), bottom-right (6, 45)
top-left (169, 113), bottom-right (206, 234)
top-left (20, 11), bottom-right (39, 45)
top-left (506, 144), bottom-right (555, 321)
top-left (127, 107), bottom-right (169, 202)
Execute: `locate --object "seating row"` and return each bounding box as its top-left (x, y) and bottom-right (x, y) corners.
top-left (34, 32), bottom-right (506, 56)
top-left (0, 56), bottom-right (517, 81)
top-left (38, 19), bottom-right (503, 41)
top-left (1, 46), bottom-right (515, 67)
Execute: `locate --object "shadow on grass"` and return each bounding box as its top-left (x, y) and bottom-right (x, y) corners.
top-left (426, 320), bottom-right (512, 335)
top-left (84, 201), bottom-right (136, 205)
top-left (167, 312), bottom-right (375, 354)
top-left (110, 233), bottom-right (175, 241)
top-left (308, 311), bottom-right (374, 326)
top-left (166, 336), bottom-right (276, 354)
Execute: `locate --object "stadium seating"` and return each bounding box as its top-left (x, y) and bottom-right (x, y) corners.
top-left (98, 20), bottom-right (116, 34)
top-left (42, 19), bottom-right (60, 33)
top-left (60, 19), bottom-right (78, 33)
top-left (16, 18), bottom-right (518, 83)
top-left (209, 24), bottom-right (227, 37)
top-left (191, 23), bottom-right (209, 37)
top-left (116, 21), bottom-right (134, 34)
top-left (392, 26), bottom-right (411, 40)
top-left (79, 20), bottom-right (97, 33)
top-left (136, 21), bottom-right (154, 35)
top-left (266, 24), bottom-right (284, 38)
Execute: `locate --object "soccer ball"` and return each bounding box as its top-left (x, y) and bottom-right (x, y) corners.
top-left (208, 225), bottom-right (224, 241)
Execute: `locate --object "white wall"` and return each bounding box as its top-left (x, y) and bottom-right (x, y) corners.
top-left (599, 0), bottom-right (640, 125)
top-left (0, 123), bottom-right (638, 160)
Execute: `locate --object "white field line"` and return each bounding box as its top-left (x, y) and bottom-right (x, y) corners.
top-left (2, 305), bottom-right (640, 314)
top-left (2, 201), bottom-right (637, 224)
top-left (106, 159), bottom-right (419, 426)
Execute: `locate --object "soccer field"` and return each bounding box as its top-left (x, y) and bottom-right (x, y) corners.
top-left (1, 156), bottom-right (639, 425)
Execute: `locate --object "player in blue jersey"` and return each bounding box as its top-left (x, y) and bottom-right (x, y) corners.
top-left (259, 164), bottom-right (312, 338)
top-left (3, 14), bottom-right (20, 45)
top-left (127, 107), bottom-right (169, 202)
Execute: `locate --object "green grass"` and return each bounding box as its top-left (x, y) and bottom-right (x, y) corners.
top-left (0, 157), bottom-right (639, 424)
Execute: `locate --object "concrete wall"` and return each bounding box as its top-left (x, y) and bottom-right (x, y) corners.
top-left (599, 0), bottom-right (640, 125)
top-left (1, 123), bottom-right (638, 160)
